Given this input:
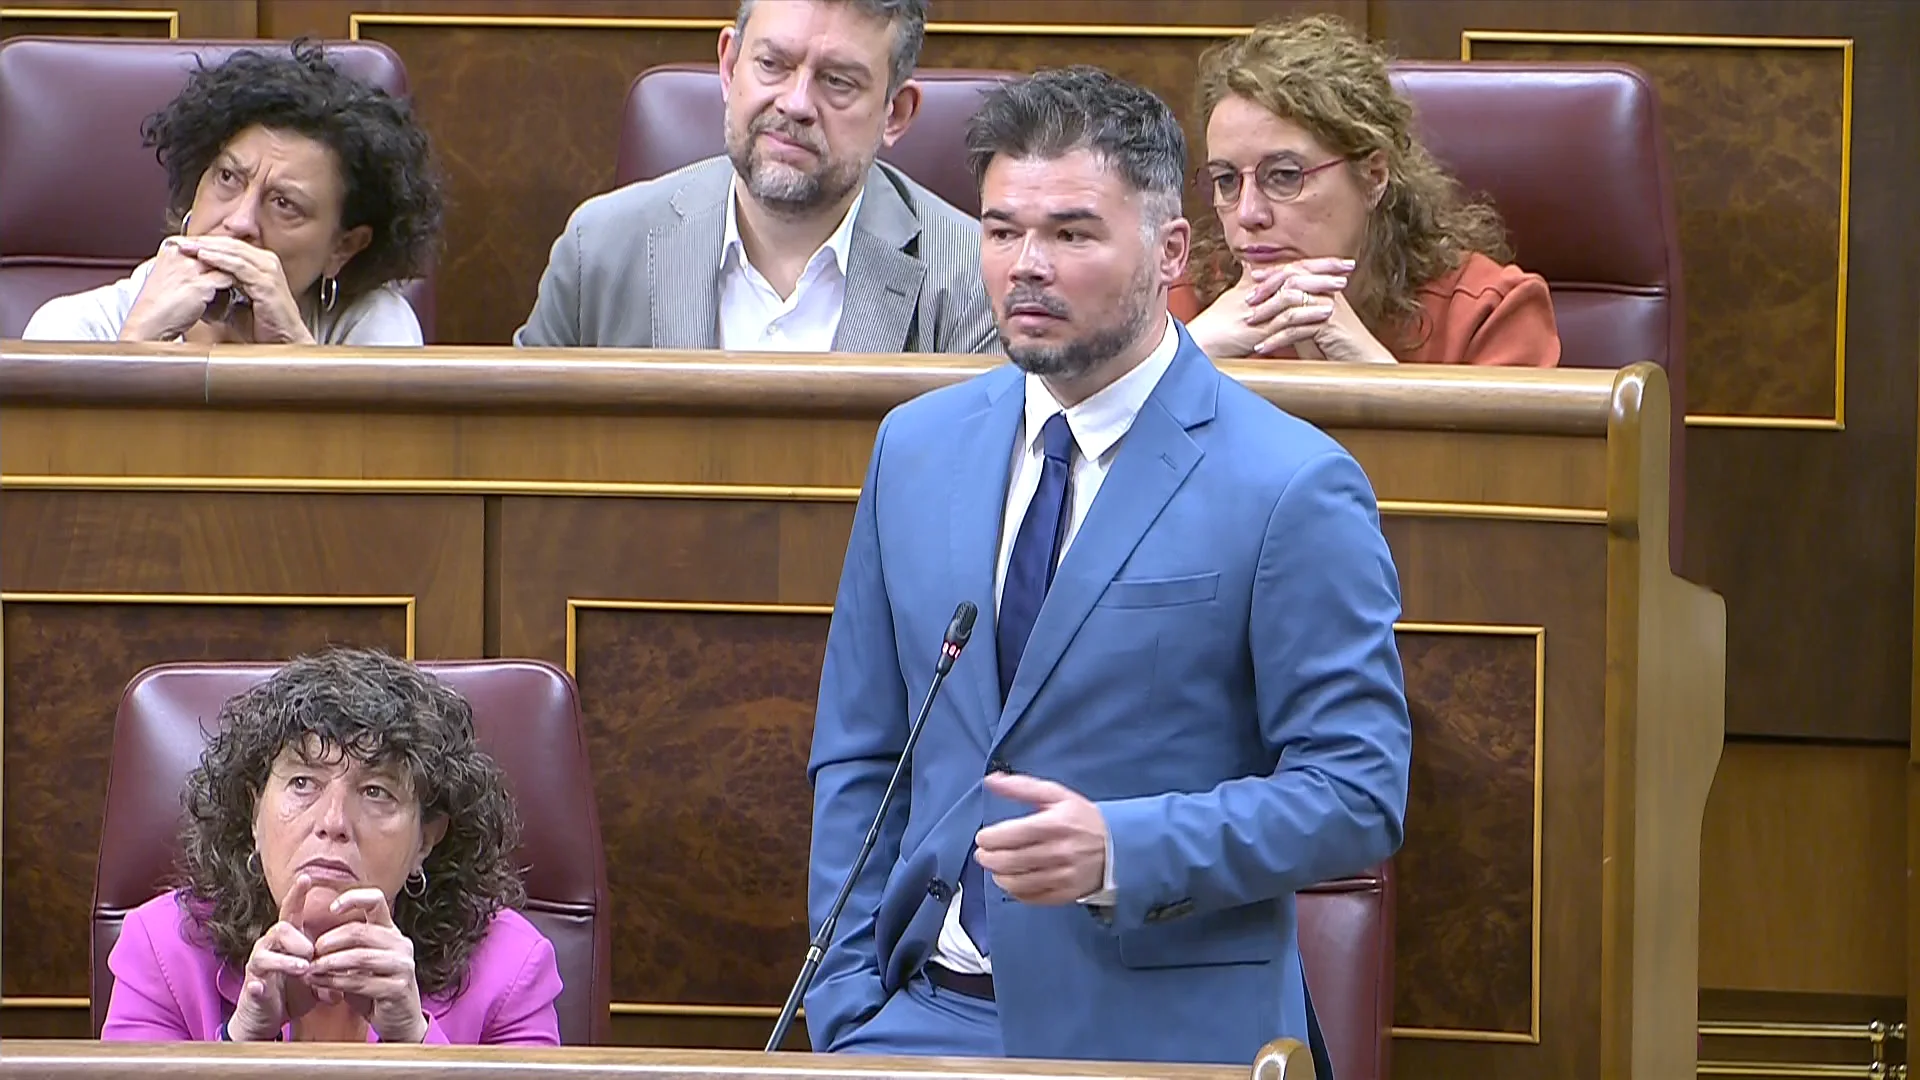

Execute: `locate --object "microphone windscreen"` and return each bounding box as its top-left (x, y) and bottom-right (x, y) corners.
top-left (946, 601), bottom-right (978, 647)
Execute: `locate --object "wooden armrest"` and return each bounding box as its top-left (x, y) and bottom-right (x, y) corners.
top-left (1250, 1038), bottom-right (1316, 1080)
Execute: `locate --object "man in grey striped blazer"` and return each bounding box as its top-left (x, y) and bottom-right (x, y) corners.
top-left (515, 0), bottom-right (995, 356)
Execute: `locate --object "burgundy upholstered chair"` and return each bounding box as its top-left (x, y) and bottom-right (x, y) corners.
top-left (90, 659), bottom-right (610, 1045)
top-left (0, 36), bottom-right (437, 341)
top-left (1298, 865), bottom-right (1396, 1080)
top-left (614, 63), bottom-right (1014, 216)
top-left (1390, 61), bottom-right (1688, 573)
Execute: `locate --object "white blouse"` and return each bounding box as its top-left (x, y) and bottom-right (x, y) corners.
top-left (22, 258), bottom-right (423, 346)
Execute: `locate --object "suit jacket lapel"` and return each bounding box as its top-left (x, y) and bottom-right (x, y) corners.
top-left (649, 164), bottom-right (729, 349)
top-left (948, 367), bottom-right (1026, 751)
top-left (834, 166), bottom-right (926, 353)
top-left (991, 336), bottom-right (1219, 748)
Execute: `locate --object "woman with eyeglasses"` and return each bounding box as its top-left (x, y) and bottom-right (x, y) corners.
top-left (1176, 15), bottom-right (1560, 367)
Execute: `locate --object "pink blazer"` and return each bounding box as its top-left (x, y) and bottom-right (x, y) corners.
top-left (102, 890), bottom-right (563, 1044)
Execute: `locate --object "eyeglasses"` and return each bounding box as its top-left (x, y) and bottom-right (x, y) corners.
top-left (1200, 155), bottom-right (1350, 208)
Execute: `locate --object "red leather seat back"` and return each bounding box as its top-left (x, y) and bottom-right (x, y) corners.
top-left (614, 63), bottom-right (1014, 217)
top-left (1392, 61), bottom-right (1687, 569)
top-left (0, 36), bottom-right (436, 340)
top-left (90, 660), bottom-right (610, 1045)
top-left (1299, 865), bottom-right (1394, 1080)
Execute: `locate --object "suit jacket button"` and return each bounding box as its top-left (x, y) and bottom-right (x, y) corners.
top-left (987, 757), bottom-right (1012, 774)
top-left (927, 879), bottom-right (952, 901)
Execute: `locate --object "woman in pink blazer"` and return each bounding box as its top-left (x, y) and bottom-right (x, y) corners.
top-left (103, 648), bottom-right (563, 1044)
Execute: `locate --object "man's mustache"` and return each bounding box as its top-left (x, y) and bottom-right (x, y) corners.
top-left (751, 115), bottom-right (824, 155)
top-left (1004, 287), bottom-right (1069, 317)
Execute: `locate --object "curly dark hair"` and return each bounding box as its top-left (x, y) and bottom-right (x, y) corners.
top-left (141, 39), bottom-right (445, 308)
top-left (175, 648), bottom-right (524, 1001)
top-left (1194, 15), bottom-right (1513, 351)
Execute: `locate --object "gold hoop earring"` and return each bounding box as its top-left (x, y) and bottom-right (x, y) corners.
top-left (319, 276), bottom-right (338, 313)
top-left (403, 867), bottom-right (428, 898)
top-left (180, 210), bottom-right (192, 235)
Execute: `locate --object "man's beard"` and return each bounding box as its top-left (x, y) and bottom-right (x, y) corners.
top-left (724, 110), bottom-right (864, 215)
top-left (999, 264), bottom-right (1158, 381)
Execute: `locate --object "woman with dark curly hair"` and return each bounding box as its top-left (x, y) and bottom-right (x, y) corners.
top-left (101, 648), bottom-right (561, 1044)
top-left (1174, 15), bottom-right (1559, 367)
top-left (23, 40), bottom-right (443, 346)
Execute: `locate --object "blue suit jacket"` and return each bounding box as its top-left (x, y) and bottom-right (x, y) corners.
top-left (805, 327), bottom-right (1412, 1064)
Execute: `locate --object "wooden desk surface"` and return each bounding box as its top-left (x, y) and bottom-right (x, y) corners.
top-left (0, 1038), bottom-right (1310, 1080)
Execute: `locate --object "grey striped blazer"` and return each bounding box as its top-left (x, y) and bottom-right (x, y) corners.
top-left (514, 156), bottom-right (996, 355)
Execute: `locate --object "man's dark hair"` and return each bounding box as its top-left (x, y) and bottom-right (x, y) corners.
top-left (964, 65), bottom-right (1188, 222)
top-left (734, 0), bottom-right (928, 94)
top-left (176, 647), bottom-right (524, 1001)
top-left (142, 39), bottom-right (445, 307)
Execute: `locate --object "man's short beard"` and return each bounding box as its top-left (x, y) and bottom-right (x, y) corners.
top-left (724, 112), bottom-right (865, 216)
top-left (1002, 264), bottom-right (1159, 381)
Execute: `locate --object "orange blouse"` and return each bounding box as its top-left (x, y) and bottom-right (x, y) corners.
top-left (1169, 252), bottom-right (1561, 367)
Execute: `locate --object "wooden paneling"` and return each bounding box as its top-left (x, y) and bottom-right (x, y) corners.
top-left (0, 597), bottom-right (408, 997)
top-left (0, 491), bottom-right (485, 656)
top-left (1698, 742), bottom-right (1906, 996)
top-left (0, 0), bottom-right (256, 38)
top-left (1394, 626), bottom-right (1542, 1038)
top-left (1376, 0), bottom-right (1920, 745)
top-left (1466, 34), bottom-right (1845, 425)
top-left (572, 605), bottom-right (825, 1007)
top-left (1386, 516), bottom-right (1608, 1075)
top-left (1, 1), bottom-right (176, 40)
top-left (0, 489), bottom-right (483, 1001)
top-left (495, 496), bottom-right (848, 1006)
top-left (0, 349), bottom-right (1721, 1079)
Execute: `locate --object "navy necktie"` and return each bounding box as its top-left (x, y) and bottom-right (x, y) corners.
top-left (960, 411), bottom-right (1074, 956)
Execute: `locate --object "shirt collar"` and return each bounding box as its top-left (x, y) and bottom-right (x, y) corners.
top-left (1022, 313), bottom-right (1180, 463)
top-left (722, 179), bottom-right (865, 278)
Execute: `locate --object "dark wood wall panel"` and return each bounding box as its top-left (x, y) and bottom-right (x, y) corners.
top-left (0, 491), bottom-right (485, 656)
top-left (1, 0), bottom-right (256, 37)
top-left (1468, 36), bottom-right (1843, 423)
top-left (1372, 1), bottom-right (1920, 744)
top-left (1382, 513), bottom-right (1604, 1078)
top-left (1394, 628), bottom-right (1536, 1036)
top-left (0, 13), bottom-right (173, 40)
top-left (0, 599), bottom-right (409, 997)
top-left (495, 495), bottom-right (849, 1010)
top-left (573, 606), bottom-right (824, 1006)
top-left (0, 489), bottom-right (483, 1000)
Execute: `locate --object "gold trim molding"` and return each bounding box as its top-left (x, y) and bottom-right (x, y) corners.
top-left (0, 476), bottom-right (1604, 523)
top-left (1389, 621), bottom-right (1545, 1044)
top-left (0, 591), bottom-right (418, 659)
top-left (349, 13), bottom-right (1252, 39)
top-left (0, 474), bottom-right (864, 502)
top-left (0, 6), bottom-right (179, 37)
top-left (1463, 29), bottom-right (1853, 432)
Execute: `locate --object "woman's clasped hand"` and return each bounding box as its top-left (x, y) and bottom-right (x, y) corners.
top-left (228, 873), bottom-right (428, 1043)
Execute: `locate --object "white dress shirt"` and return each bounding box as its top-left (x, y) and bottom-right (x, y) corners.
top-left (932, 314), bottom-right (1182, 977)
top-left (717, 183), bottom-right (863, 352)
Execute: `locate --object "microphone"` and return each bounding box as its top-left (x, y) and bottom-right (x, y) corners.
top-left (765, 601), bottom-right (978, 1052)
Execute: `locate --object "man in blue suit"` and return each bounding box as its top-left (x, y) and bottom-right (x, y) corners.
top-left (804, 65), bottom-right (1412, 1069)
